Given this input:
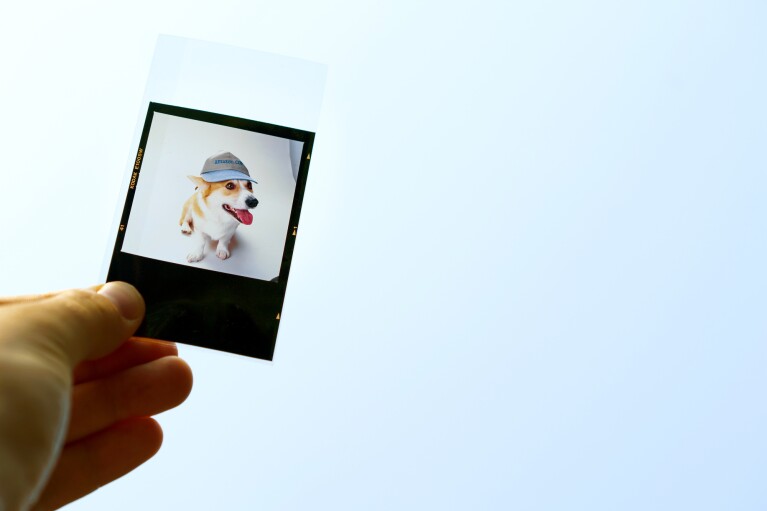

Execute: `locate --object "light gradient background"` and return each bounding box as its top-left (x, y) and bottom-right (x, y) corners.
top-left (0, 1), bottom-right (765, 510)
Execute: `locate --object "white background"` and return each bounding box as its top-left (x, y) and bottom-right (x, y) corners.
top-left (122, 112), bottom-right (298, 281)
top-left (0, 2), bottom-right (765, 511)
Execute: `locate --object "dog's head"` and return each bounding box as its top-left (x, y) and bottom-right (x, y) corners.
top-left (188, 176), bottom-right (259, 225)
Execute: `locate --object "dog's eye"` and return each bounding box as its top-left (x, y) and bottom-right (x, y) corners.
top-left (226, 182), bottom-right (236, 190)
top-left (245, 182), bottom-right (252, 191)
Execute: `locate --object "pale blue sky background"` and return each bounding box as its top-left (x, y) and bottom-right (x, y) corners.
top-left (0, 1), bottom-right (765, 510)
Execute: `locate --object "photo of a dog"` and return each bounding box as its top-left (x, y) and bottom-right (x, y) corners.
top-left (121, 111), bottom-right (301, 282)
top-left (180, 151), bottom-right (259, 262)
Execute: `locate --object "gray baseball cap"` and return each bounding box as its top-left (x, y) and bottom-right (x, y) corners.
top-left (200, 151), bottom-right (258, 183)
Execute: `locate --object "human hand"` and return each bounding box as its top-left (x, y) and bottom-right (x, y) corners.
top-left (0, 282), bottom-right (193, 511)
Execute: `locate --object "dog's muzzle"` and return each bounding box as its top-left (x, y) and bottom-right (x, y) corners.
top-left (246, 196), bottom-right (259, 208)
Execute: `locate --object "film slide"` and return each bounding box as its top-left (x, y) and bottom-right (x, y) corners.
top-left (107, 102), bottom-right (314, 360)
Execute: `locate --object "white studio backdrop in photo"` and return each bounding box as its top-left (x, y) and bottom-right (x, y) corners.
top-left (122, 112), bottom-right (299, 281)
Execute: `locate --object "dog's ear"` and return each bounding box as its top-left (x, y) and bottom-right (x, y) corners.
top-left (187, 175), bottom-right (208, 190)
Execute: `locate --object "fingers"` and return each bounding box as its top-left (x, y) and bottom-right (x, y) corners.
top-left (31, 418), bottom-right (164, 511)
top-left (67, 356), bottom-right (193, 443)
top-left (74, 338), bottom-right (179, 384)
top-left (0, 283), bottom-right (144, 511)
top-left (0, 282), bottom-right (145, 370)
top-left (0, 282), bottom-right (146, 509)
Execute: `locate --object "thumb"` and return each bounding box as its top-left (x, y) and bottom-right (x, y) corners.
top-left (0, 282), bottom-right (145, 369)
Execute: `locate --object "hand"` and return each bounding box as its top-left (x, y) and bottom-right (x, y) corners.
top-left (0, 282), bottom-right (193, 511)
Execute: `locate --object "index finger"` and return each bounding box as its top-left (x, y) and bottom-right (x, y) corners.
top-left (73, 338), bottom-right (178, 384)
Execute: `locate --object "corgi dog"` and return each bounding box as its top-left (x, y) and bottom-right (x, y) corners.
top-left (180, 176), bottom-right (259, 262)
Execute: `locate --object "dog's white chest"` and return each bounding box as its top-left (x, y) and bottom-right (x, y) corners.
top-left (194, 213), bottom-right (238, 241)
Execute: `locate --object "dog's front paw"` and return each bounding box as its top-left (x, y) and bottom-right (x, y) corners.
top-left (181, 226), bottom-right (192, 235)
top-left (216, 248), bottom-right (230, 260)
top-left (187, 251), bottom-right (204, 263)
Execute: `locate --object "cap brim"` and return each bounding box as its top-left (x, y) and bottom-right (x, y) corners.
top-left (201, 170), bottom-right (258, 183)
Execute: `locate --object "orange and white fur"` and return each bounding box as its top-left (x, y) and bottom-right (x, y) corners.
top-left (180, 176), bottom-right (259, 262)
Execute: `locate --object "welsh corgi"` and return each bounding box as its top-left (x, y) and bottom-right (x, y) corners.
top-left (180, 176), bottom-right (259, 262)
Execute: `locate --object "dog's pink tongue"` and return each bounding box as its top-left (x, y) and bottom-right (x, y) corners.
top-left (236, 209), bottom-right (253, 225)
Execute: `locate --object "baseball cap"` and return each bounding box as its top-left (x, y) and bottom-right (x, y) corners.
top-left (200, 151), bottom-right (258, 183)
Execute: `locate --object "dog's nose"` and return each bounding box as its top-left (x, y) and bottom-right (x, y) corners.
top-left (246, 196), bottom-right (259, 208)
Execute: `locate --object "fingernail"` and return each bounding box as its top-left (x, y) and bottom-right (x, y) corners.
top-left (98, 282), bottom-right (144, 321)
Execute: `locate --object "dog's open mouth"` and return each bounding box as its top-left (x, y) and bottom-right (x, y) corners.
top-left (223, 204), bottom-right (253, 225)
